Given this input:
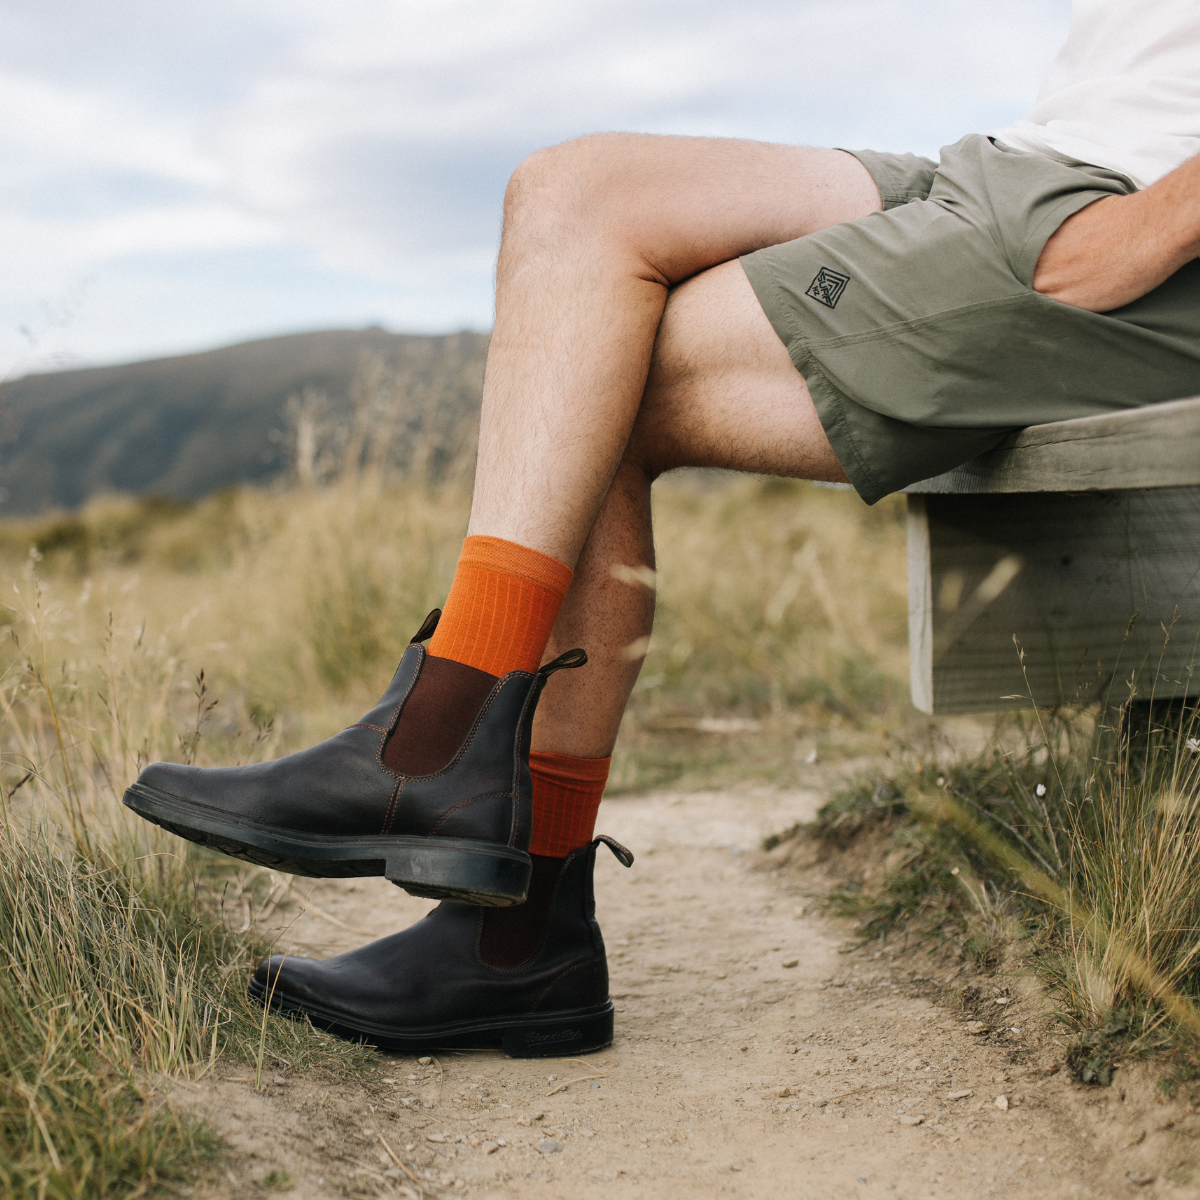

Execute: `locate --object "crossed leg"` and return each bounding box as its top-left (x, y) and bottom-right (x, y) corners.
top-left (146, 133), bottom-right (889, 1052)
top-left (458, 133), bottom-right (881, 756)
top-left (470, 132), bottom-right (879, 562)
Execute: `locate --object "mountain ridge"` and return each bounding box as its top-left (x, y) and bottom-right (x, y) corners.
top-left (0, 327), bottom-right (490, 514)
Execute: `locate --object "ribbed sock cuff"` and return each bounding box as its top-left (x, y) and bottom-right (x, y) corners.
top-left (428, 535), bottom-right (573, 676)
top-left (528, 749), bottom-right (611, 857)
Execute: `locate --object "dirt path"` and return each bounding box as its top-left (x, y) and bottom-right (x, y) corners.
top-left (176, 786), bottom-right (1197, 1199)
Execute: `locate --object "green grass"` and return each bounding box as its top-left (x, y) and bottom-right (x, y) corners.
top-left (0, 464), bottom-right (915, 1194)
top-left (0, 570), bottom-right (377, 1199)
top-left (802, 701), bottom-right (1200, 1086)
top-left (8, 424), bottom-right (1200, 1164)
top-left (0, 806), bottom-right (377, 1199)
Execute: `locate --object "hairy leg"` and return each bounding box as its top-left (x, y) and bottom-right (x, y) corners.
top-left (533, 259), bottom-right (843, 756)
top-left (468, 133), bottom-right (879, 566)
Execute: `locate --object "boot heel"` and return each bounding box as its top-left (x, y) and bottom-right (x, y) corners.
top-left (500, 1003), bottom-right (614, 1058)
top-left (385, 839), bottom-right (532, 906)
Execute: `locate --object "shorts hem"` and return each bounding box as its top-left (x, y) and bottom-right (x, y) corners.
top-left (797, 360), bottom-right (889, 505)
top-left (740, 252), bottom-right (887, 505)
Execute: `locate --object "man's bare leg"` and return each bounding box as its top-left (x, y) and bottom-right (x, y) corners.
top-left (235, 141), bottom-right (880, 1047)
top-left (535, 258), bottom-right (845, 756)
top-left (468, 133), bottom-right (879, 567)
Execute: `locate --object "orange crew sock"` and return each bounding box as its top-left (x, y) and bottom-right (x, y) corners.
top-left (528, 750), bottom-right (611, 857)
top-left (428, 535), bottom-right (574, 677)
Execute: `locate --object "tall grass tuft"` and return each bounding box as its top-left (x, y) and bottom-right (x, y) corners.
top-left (0, 560), bottom-right (375, 1197)
top-left (815, 699), bottom-right (1200, 1076)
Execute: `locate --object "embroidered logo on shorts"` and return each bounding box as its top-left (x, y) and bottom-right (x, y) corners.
top-left (805, 266), bottom-right (850, 309)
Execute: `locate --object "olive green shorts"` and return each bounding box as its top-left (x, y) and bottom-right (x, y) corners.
top-left (741, 134), bottom-right (1200, 503)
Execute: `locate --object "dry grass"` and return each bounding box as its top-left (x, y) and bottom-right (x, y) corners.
top-left (614, 474), bottom-right (909, 790)
top-left (0, 470), bottom-right (912, 785)
top-left (813, 701), bottom-right (1200, 1087)
top-left (6, 362), bottom-right (1200, 1190)
top-left (0, 448), bottom-right (913, 1196)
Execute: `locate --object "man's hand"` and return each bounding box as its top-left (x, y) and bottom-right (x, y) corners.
top-left (1033, 151), bottom-right (1200, 313)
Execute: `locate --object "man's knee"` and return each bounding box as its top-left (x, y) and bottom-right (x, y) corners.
top-left (502, 134), bottom-right (653, 256)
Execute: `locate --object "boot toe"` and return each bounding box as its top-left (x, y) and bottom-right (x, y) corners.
top-left (251, 953), bottom-right (334, 1008)
top-left (135, 760), bottom-right (207, 800)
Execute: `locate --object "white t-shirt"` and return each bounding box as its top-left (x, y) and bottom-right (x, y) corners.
top-left (993, 0), bottom-right (1200, 189)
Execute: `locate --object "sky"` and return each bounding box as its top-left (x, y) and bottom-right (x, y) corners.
top-left (1, 0), bottom-right (1071, 375)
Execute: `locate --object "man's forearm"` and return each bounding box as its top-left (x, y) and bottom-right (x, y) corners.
top-left (1033, 151), bottom-right (1200, 312)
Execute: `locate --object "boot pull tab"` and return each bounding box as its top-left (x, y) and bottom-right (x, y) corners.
top-left (410, 609), bottom-right (442, 644)
top-left (593, 833), bottom-right (634, 867)
top-left (538, 647), bottom-right (587, 676)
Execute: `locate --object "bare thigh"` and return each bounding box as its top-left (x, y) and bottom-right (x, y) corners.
top-left (629, 259), bottom-right (848, 482)
top-left (473, 135), bottom-right (875, 559)
top-left (501, 136), bottom-right (883, 286)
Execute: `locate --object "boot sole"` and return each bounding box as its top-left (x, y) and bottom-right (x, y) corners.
top-left (248, 976), bottom-right (614, 1058)
top-left (123, 781), bottom-right (532, 906)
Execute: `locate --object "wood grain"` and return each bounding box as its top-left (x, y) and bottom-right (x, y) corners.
top-left (906, 395), bottom-right (1200, 495)
top-left (908, 489), bottom-right (1200, 714)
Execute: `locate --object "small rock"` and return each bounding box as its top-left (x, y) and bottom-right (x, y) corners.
top-left (536, 1139), bottom-right (563, 1154)
top-left (777, 1086), bottom-right (792, 1098)
top-left (716, 972), bottom-right (727, 979)
top-left (426, 1132), bottom-right (447, 1143)
top-left (417, 1056), bottom-right (432, 1066)
top-left (1125, 1131), bottom-right (1146, 1148)
top-left (481, 1141), bottom-right (499, 1155)
top-left (496, 1138), bottom-right (507, 1147)
top-left (784, 1045), bottom-right (799, 1054)
top-left (897, 1115), bottom-right (923, 1126)
top-left (994, 997), bottom-right (1010, 1006)
top-left (947, 1090), bottom-right (973, 1101)
top-left (272, 1074), bottom-right (287, 1085)
top-left (383, 1168), bottom-right (404, 1180)
top-left (994, 1095), bottom-right (1009, 1111)
top-left (964, 1021), bottom-right (990, 1035)
top-left (782, 959), bottom-right (799, 969)
top-left (1126, 1170), bottom-right (1155, 1188)
top-left (831, 979), bottom-right (846, 988)
top-left (739, 1045), bottom-right (749, 1052)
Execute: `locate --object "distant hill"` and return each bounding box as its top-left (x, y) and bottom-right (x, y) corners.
top-left (0, 327), bottom-right (490, 515)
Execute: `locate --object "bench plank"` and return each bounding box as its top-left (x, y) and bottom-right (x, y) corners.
top-left (906, 395), bottom-right (1200, 495)
top-left (908, 488), bottom-right (1200, 713)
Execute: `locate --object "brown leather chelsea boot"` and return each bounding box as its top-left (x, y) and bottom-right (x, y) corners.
top-left (123, 611), bottom-right (586, 906)
top-left (249, 835), bottom-right (633, 1058)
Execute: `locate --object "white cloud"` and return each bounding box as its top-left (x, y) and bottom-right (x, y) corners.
top-left (215, 0), bottom-right (1069, 272)
top-left (0, 0), bottom-right (1071, 368)
top-left (0, 72), bottom-right (220, 186)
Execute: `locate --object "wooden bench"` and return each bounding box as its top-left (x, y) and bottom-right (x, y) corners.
top-left (903, 395), bottom-right (1200, 714)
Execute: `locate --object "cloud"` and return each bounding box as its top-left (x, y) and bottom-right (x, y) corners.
top-left (216, 0), bottom-right (1068, 271)
top-left (0, 0), bottom-right (1070, 367)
